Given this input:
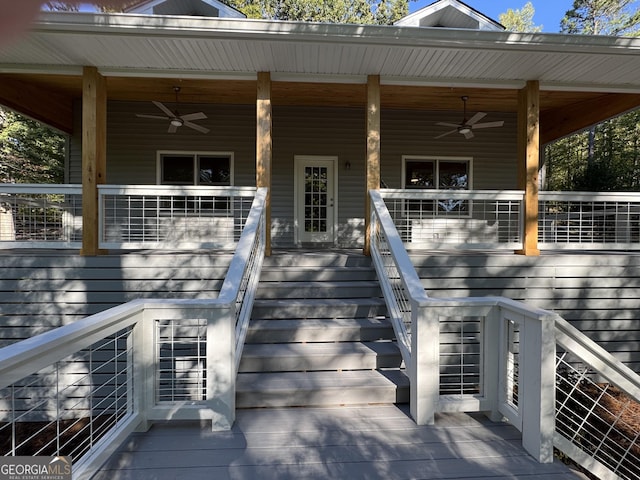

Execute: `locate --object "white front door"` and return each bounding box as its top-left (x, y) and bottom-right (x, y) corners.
top-left (295, 156), bottom-right (337, 245)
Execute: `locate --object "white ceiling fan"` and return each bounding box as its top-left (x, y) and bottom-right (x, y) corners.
top-left (435, 96), bottom-right (504, 140)
top-left (136, 86), bottom-right (210, 134)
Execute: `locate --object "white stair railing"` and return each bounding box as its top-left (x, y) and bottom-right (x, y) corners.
top-left (370, 189), bottom-right (640, 474)
top-left (0, 187), bottom-right (267, 480)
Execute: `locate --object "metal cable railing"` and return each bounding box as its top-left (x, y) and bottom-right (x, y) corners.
top-left (0, 187), bottom-right (267, 480)
top-left (369, 188), bottom-right (640, 474)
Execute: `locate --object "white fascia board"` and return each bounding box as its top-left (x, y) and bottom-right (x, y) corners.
top-left (32, 12), bottom-right (640, 57)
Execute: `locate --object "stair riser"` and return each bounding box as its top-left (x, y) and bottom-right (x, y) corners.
top-left (237, 386), bottom-right (409, 408)
top-left (245, 325), bottom-right (394, 343)
top-left (256, 285), bottom-right (382, 299)
top-left (239, 353), bottom-right (403, 373)
top-left (251, 304), bottom-right (387, 319)
top-left (262, 254), bottom-right (373, 268)
top-left (259, 269), bottom-right (378, 282)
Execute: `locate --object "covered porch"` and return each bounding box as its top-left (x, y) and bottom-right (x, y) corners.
top-left (2, 13), bottom-right (640, 255)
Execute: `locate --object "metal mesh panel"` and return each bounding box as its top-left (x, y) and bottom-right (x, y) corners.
top-left (0, 328), bottom-right (132, 458)
top-left (539, 194), bottom-right (640, 248)
top-left (0, 191), bottom-right (82, 244)
top-left (155, 318), bottom-right (207, 403)
top-left (556, 351), bottom-right (640, 480)
top-left (380, 190), bottom-right (522, 248)
top-left (439, 316), bottom-right (483, 395)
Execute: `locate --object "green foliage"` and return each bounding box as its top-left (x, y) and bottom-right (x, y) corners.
top-left (226, 0), bottom-right (407, 24)
top-left (545, 0), bottom-right (640, 192)
top-left (499, 2), bottom-right (543, 32)
top-left (0, 108), bottom-right (65, 184)
top-left (545, 112), bottom-right (640, 191)
top-left (561, 0), bottom-right (640, 35)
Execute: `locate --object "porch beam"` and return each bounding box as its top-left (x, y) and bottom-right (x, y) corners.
top-left (81, 66), bottom-right (107, 256)
top-left (256, 71), bottom-right (272, 256)
top-left (541, 93), bottom-right (640, 145)
top-left (0, 76), bottom-right (74, 134)
top-left (364, 75), bottom-right (381, 256)
top-left (517, 80), bottom-right (540, 256)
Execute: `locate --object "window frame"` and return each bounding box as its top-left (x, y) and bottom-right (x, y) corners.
top-left (156, 151), bottom-right (234, 186)
top-left (401, 155), bottom-right (473, 216)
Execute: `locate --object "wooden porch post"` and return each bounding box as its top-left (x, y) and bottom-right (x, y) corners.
top-left (256, 72), bottom-right (272, 256)
top-left (516, 80), bottom-right (541, 256)
top-left (364, 75), bottom-right (381, 256)
top-left (81, 66), bottom-right (107, 256)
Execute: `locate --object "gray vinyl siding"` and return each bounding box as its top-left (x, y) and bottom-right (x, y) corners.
top-left (69, 101), bottom-right (256, 186)
top-left (68, 103), bottom-right (518, 247)
top-left (410, 252), bottom-right (640, 374)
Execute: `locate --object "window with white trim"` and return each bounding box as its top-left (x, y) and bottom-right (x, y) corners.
top-left (402, 156), bottom-right (472, 214)
top-left (157, 151), bottom-right (234, 212)
top-left (158, 152), bottom-right (233, 186)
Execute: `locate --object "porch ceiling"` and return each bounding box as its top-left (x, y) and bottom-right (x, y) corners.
top-left (1, 12), bottom-right (640, 140)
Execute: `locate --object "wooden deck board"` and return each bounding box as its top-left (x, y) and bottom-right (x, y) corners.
top-left (93, 405), bottom-right (587, 480)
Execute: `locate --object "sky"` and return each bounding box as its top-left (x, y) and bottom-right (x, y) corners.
top-left (410, 0), bottom-right (575, 32)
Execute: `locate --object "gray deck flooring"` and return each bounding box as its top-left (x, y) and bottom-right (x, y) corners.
top-left (93, 405), bottom-right (587, 480)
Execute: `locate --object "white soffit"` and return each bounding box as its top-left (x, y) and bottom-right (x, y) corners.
top-left (1, 13), bottom-right (640, 93)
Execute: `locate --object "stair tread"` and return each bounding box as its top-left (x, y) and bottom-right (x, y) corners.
top-left (237, 370), bottom-right (408, 391)
top-left (253, 298), bottom-right (384, 306)
top-left (247, 318), bottom-right (390, 328)
top-left (242, 341), bottom-right (400, 357)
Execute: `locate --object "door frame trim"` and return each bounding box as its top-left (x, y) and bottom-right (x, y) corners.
top-left (293, 155), bottom-right (339, 246)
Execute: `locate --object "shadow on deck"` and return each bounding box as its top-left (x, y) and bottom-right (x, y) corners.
top-left (93, 405), bottom-right (586, 480)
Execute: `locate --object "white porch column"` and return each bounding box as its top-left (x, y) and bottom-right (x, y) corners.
top-left (364, 74), bottom-right (381, 256)
top-left (516, 80), bottom-right (541, 256)
top-left (256, 72), bottom-right (272, 256)
top-left (81, 66), bottom-right (107, 256)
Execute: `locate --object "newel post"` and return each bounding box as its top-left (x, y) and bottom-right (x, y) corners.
top-left (520, 313), bottom-right (556, 463)
top-left (81, 66), bottom-right (107, 256)
top-left (411, 301), bottom-right (439, 425)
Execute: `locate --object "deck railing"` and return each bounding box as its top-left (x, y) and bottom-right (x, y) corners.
top-left (379, 189), bottom-right (524, 249)
top-left (0, 187), bottom-right (267, 480)
top-left (0, 184), bottom-right (82, 248)
top-left (370, 189), bottom-right (640, 476)
top-left (99, 185), bottom-right (258, 250)
top-left (539, 191), bottom-right (640, 249)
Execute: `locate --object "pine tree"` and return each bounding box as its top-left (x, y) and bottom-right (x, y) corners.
top-left (499, 2), bottom-right (543, 32)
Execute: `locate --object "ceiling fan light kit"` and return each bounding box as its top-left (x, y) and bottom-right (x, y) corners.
top-left (136, 86), bottom-right (210, 134)
top-left (435, 95), bottom-right (504, 140)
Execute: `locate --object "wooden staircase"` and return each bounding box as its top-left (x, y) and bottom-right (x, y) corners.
top-left (236, 250), bottom-right (409, 408)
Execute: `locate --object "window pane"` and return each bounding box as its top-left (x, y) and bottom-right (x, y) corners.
top-left (439, 161), bottom-right (469, 189)
top-left (162, 155), bottom-right (194, 184)
top-left (405, 160), bottom-right (435, 188)
top-left (199, 156), bottom-right (231, 185)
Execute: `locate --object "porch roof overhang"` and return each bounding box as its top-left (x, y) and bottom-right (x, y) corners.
top-left (1, 12), bottom-right (640, 142)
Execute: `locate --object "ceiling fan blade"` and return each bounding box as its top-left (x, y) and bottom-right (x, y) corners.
top-left (436, 122), bottom-right (461, 128)
top-left (467, 112), bottom-right (487, 125)
top-left (472, 121), bottom-right (505, 129)
top-left (463, 130), bottom-right (475, 139)
top-left (184, 121), bottom-right (210, 134)
top-left (434, 129), bottom-right (458, 139)
top-left (136, 114), bottom-right (169, 120)
top-left (180, 112), bottom-right (207, 121)
top-left (168, 123), bottom-right (179, 134)
top-left (153, 101), bottom-right (176, 118)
